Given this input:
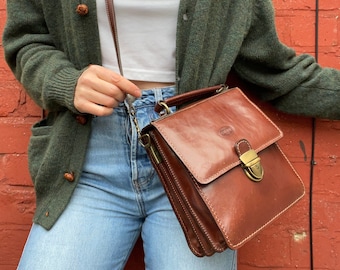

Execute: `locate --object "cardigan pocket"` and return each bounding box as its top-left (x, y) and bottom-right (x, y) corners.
top-left (27, 110), bottom-right (89, 205)
top-left (28, 118), bottom-right (52, 186)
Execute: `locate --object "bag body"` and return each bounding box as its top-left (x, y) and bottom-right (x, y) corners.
top-left (140, 86), bottom-right (305, 257)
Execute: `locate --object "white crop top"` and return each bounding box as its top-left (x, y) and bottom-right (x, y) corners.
top-left (96, 0), bottom-right (179, 82)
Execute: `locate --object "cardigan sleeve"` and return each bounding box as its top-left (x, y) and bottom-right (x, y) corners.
top-left (233, 0), bottom-right (340, 120)
top-left (2, 0), bottom-right (85, 113)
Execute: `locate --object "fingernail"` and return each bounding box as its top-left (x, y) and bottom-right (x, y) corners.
top-left (135, 89), bottom-right (142, 96)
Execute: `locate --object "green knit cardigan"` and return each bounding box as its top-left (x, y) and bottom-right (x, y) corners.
top-left (3, 0), bottom-right (340, 229)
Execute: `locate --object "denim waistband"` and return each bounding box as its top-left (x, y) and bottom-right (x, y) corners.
top-left (131, 85), bottom-right (176, 109)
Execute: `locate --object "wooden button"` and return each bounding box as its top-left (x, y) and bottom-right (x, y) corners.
top-left (64, 172), bottom-right (75, 182)
top-left (75, 115), bottom-right (88, 125)
top-left (76, 4), bottom-right (89, 16)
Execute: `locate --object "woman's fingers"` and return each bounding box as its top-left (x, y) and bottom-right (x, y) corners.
top-left (107, 70), bottom-right (141, 98)
top-left (74, 86), bottom-right (120, 116)
top-left (90, 65), bottom-right (141, 98)
top-left (74, 65), bottom-right (141, 116)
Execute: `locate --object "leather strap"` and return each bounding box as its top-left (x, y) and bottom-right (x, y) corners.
top-left (105, 0), bottom-right (124, 75)
top-left (105, 0), bottom-right (145, 139)
top-left (154, 84), bottom-right (226, 113)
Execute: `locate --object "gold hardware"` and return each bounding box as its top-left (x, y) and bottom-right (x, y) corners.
top-left (139, 134), bottom-right (151, 148)
top-left (239, 149), bottom-right (264, 182)
top-left (149, 144), bottom-right (162, 165)
top-left (140, 134), bottom-right (162, 165)
top-left (157, 101), bottom-right (172, 115)
top-left (216, 85), bottom-right (228, 93)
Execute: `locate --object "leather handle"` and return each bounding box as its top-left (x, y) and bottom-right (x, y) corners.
top-left (154, 84), bottom-right (227, 113)
top-left (105, 0), bottom-right (124, 75)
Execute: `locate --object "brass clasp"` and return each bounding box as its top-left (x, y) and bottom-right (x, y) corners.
top-left (235, 139), bottom-right (264, 182)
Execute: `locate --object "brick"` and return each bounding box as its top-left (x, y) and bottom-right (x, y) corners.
top-left (318, 15), bottom-right (339, 47)
top-left (0, 0), bottom-right (7, 10)
top-left (320, 1), bottom-right (340, 10)
top-left (19, 96), bottom-right (41, 118)
top-left (239, 195), bottom-right (311, 268)
top-left (319, 52), bottom-right (340, 69)
top-left (0, 88), bottom-right (42, 118)
top-left (310, 119), bottom-right (340, 269)
top-left (0, 154), bottom-right (32, 186)
top-left (0, 11), bottom-right (7, 41)
top-left (0, 117), bottom-right (36, 154)
top-left (0, 45), bottom-right (41, 118)
top-left (0, 83), bottom-right (21, 116)
top-left (312, 229), bottom-right (340, 269)
top-left (273, 0), bottom-right (315, 10)
top-left (275, 16), bottom-right (294, 46)
top-left (0, 225), bottom-right (30, 269)
top-left (0, 188), bottom-right (35, 225)
top-left (290, 13), bottom-right (316, 48)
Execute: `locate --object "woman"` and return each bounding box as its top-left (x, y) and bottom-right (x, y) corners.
top-left (3, 0), bottom-right (340, 269)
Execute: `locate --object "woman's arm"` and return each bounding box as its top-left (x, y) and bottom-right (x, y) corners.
top-left (3, 0), bottom-right (141, 116)
top-left (234, 0), bottom-right (340, 119)
top-left (3, 0), bottom-right (85, 113)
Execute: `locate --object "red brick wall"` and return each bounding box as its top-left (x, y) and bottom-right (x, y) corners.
top-left (1, 1), bottom-right (339, 269)
top-left (238, 1), bottom-right (340, 269)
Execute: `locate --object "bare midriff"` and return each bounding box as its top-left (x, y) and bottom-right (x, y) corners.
top-left (131, 80), bottom-right (175, 90)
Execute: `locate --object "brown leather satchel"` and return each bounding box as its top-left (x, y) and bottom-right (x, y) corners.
top-left (139, 85), bottom-right (305, 257)
top-left (105, 0), bottom-right (305, 257)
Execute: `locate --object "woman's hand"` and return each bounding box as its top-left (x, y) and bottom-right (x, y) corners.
top-left (74, 65), bottom-right (141, 116)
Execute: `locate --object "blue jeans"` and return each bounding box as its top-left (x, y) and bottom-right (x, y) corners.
top-left (18, 86), bottom-right (237, 270)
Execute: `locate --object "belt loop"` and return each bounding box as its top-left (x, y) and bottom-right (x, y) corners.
top-left (153, 88), bottom-right (164, 104)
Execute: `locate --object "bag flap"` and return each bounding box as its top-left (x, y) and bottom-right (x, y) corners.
top-left (151, 87), bottom-right (283, 184)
